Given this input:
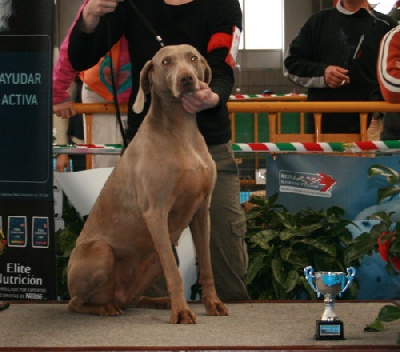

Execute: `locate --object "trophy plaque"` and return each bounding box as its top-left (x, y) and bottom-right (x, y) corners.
top-left (304, 266), bottom-right (356, 340)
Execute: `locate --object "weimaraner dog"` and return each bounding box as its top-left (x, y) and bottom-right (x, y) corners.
top-left (67, 44), bottom-right (229, 324)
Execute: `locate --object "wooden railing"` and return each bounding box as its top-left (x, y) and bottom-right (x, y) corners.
top-left (227, 100), bottom-right (399, 143)
top-left (70, 100), bottom-right (400, 168)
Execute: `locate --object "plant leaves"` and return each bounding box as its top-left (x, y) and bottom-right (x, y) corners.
top-left (299, 238), bottom-right (337, 257)
top-left (248, 229), bottom-right (279, 250)
top-left (344, 231), bottom-right (377, 264)
top-left (271, 257), bottom-right (285, 287)
top-left (326, 206), bottom-right (345, 217)
top-left (378, 186), bottom-right (400, 204)
top-left (284, 250), bottom-right (310, 268)
top-left (245, 252), bottom-right (267, 285)
top-left (364, 319), bottom-right (385, 332)
top-left (368, 164), bottom-right (400, 179)
top-left (284, 269), bottom-right (299, 293)
top-left (378, 305), bottom-right (400, 322)
top-left (244, 193), bottom-right (363, 300)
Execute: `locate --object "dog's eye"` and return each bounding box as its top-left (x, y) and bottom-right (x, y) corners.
top-left (191, 55), bottom-right (198, 62)
top-left (162, 58), bottom-right (171, 65)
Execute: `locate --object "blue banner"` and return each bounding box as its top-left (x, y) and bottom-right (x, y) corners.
top-left (267, 153), bottom-right (400, 299)
top-left (266, 154), bottom-right (400, 220)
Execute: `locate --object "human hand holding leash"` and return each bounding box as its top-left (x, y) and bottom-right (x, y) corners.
top-left (324, 65), bottom-right (350, 89)
top-left (181, 81), bottom-right (220, 114)
top-left (81, 0), bottom-right (124, 32)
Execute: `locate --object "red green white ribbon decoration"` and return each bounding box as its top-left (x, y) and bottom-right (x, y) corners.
top-left (54, 144), bottom-right (123, 155)
top-left (232, 141), bottom-right (400, 153)
top-left (53, 141), bottom-right (400, 155)
top-left (229, 93), bottom-right (306, 100)
top-left (232, 142), bottom-right (343, 153)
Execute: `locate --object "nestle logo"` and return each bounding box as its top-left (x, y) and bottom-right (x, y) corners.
top-left (25, 293), bottom-right (43, 300)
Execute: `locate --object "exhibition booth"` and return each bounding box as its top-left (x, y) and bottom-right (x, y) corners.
top-left (0, 2), bottom-right (399, 351)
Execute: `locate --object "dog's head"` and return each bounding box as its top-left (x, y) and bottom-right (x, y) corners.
top-left (133, 44), bottom-right (212, 113)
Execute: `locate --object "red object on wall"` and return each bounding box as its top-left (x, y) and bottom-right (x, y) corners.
top-left (378, 232), bottom-right (391, 262)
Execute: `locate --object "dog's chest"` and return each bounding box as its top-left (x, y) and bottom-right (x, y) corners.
top-left (174, 149), bottom-right (215, 195)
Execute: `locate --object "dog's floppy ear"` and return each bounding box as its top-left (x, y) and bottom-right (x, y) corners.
top-left (132, 60), bottom-right (153, 114)
top-left (201, 58), bottom-right (212, 85)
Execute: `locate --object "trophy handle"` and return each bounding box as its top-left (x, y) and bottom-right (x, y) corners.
top-left (338, 266), bottom-right (356, 297)
top-left (304, 266), bottom-right (321, 297)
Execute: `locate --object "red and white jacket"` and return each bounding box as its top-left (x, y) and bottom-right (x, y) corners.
top-left (377, 25), bottom-right (400, 103)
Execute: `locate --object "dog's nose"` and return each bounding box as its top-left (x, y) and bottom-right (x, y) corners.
top-left (180, 74), bottom-right (194, 87)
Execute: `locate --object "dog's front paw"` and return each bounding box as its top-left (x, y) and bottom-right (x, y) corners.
top-left (170, 306), bottom-right (196, 324)
top-left (204, 299), bottom-right (229, 317)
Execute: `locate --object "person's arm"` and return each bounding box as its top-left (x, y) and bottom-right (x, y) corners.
top-left (79, 0), bottom-right (123, 33)
top-left (55, 154), bottom-right (71, 172)
top-left (53, 100), bottom-right (77, 119)
top-left (52, 0), bottom-right (91, 172)
top-left (68, 0), bottom-right (126, 72)
top-left (52, 38), bottom-right (79, 107)
top-left (53, 41), bottom-right (77, 171)
top-left (284, 18), bottom-right (328, 89)
top-left (181, 0), bottom-right (241, 113)
top-left (53, 115), bottom-right (71, 172)
top-left (53, 40), bottom-right (78, 118)
top-left (378, 26), bottom-right (400, 103)
top-left (53, 0), bottom-right (91, 111)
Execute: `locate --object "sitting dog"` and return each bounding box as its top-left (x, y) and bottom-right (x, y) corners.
top-left (67, 44), bottom-right (229, 324)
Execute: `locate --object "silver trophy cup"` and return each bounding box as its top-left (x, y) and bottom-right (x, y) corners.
top-left (304, 266), bottom-right (356, 340)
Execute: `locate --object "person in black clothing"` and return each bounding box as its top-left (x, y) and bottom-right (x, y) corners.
top-left (66, 0), bottom-right (249, 301)
top-left (284, 0), bottom-right (396, 134)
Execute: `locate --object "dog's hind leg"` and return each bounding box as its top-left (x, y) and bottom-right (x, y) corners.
top-left (68, 299), bottom-right (122, 316)
top-left (137, 296), bottom-right (171, 309)
top-left (127, 252), bottom-right (171, 309)
top-left (190, 201), bottom-right (229, 317)
top-left (67, 240), bottom-right (122, 316)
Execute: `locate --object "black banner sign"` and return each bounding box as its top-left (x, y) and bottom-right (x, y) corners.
top-left (0, 0), bottom-right (57, 301)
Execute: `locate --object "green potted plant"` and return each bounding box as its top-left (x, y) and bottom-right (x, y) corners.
top-left (344, 164), bottom-right (400, 337)
top-left (0, 227), bottom-right (6, 256)
top-left (349, 213), bottom-right (400, 337)
top-left (55, 196), bottom-right (84, 300)
top-left (245, 193), bottom-right (360, 300)
top-left (0, 224), bottom-right (10, 311)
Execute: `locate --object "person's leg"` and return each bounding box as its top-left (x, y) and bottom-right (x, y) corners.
top-left (81, 84), bottom-right (125, 168)
top-left (367, 117), bottom-right (383, 141)
top-left (382, 112), bottom-right (400, 141)
top-left (91, 114), bottom-right (124, 168)
top-left (208, 142), bottom-right (250, 301)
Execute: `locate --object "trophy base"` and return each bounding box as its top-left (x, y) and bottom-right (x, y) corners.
top-left (315, 320), bottom-right (344, 340)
